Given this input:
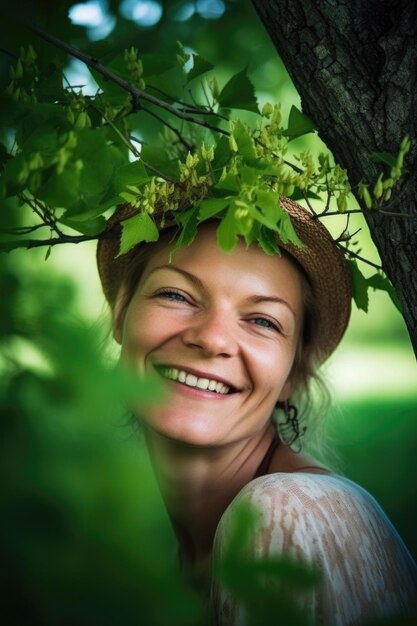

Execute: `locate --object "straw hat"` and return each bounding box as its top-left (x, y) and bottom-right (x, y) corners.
top-left (97, 197), bottom-right (352, 362)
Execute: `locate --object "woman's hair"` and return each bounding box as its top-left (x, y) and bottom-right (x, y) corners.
top-left (113, 226), bottom-right (330, 450)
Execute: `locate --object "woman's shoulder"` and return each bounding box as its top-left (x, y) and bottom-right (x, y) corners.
top-left (213, 473), bottom-right (417, 625)
top-left (216, 471), bottom-right (411, 559)
top-left (216, 472), bottom-right (417, 575)
top-left (240, 471), bottom-right (376, 508)
top-left (229, 466), bottom-right (395, 534)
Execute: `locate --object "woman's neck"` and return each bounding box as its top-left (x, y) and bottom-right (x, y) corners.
top-left (144, 422), bottom-right (276, 568)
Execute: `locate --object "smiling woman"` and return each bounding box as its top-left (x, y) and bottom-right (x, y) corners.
top-left (96, 198), bottom-right (417, 625)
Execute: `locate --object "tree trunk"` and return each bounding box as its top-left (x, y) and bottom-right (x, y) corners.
top-left (251, 0), bottom-right (417, 359)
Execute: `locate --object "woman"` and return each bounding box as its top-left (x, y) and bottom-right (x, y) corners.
top-left (97, 197), bottom-right (417, 625)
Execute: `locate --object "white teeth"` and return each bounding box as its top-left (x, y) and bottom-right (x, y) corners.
top-left (159, 367), bottom-right (231, 394)
top-left (186, 373), bottom-right (197, 386)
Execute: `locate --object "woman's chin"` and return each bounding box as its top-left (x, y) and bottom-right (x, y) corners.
top-left (140, 408), bottom-right (229, 448)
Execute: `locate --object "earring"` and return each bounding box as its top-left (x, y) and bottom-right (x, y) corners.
top-left (276, 400), bottom-right (306, 453)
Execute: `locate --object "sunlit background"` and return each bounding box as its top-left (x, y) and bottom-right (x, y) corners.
top-left (1, 3), bottom-right (416, 619)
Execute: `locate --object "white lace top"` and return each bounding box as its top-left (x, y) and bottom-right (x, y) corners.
top-left (211, 473), bottom-right (417, 625)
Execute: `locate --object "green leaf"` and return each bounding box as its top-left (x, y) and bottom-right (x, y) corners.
top-left (171, 206), bottom-right (199, 253)
top-left (37, 168), bottom-right (81, 210)
top-left (212, 136), bottom-right (232, 170)
top-left (277, 209), bottom-right (304, 246)
top-left (113, 160), bottom-right (150, 192)
top-left (216, 207), bottom-right (239, 252)
top-left (199, 197), bottom-right (231, 221)
top-left (214, 171), bottom-right (240, 193)
top-left (118, 212), bottom-right (159, 256)
top-left (239, 166), bottom-right (260, 186)
top-left (256, 190), bottom-right (279, 223)
top-left (290, 187), bottom-right (322, 201)
top-left (89, 66), bottom-right (129, 106)
top-left (233, 120), bottom-right (258, 162)
top-left (247, 204), bottom-right (275, 230)
top-left (283, 106), bottom-right (316, 140)
top-left (70, 129), bottom-right (125, 211)
top-left (217, 69), bottom-right (258, 113)
top-left (367, 272), bottom-right (402, 312)
top-left (2, 153), bottom-right (30, 196)
top-left (257, 226), bottom-right (281, 255)
top-left (186, 55), bottom-right (214, 83)
top-left (59, 215), bottom-right (106, 236)
top-left (141, 52), bottom-right (178, 77)
top-left (371, 151), bottom-right (397, 168)
top-left (24, 128), bottom-right (62, 159)
top-left (140, 144), bottom-right (180, 179)
top-left (348, 260), bottom-right (369, 312)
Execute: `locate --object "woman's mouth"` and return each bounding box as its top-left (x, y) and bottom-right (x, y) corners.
top-left (157, 366), bottom-right (236, 395)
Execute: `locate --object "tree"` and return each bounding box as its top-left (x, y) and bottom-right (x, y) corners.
top-left (251, 0), bottom-right (417, 358)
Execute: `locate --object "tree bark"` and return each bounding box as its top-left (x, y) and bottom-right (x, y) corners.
top-left (251, 0), bottom-right (417, 359)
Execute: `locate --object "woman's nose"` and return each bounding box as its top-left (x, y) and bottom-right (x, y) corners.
top-left (181, 309), bottom-right (238, 357)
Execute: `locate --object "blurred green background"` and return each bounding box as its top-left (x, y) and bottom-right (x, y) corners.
top-left (1, 1), bottom-right (416, 623)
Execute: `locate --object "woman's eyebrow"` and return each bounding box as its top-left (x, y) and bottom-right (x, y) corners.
top-left (247, 295), bottom-right (296, 319)
top-left (146, 264), bottom-right (205, 290)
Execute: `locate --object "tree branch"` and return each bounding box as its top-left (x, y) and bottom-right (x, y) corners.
top-left (338, 245), bottom-right (383, 271)
top-left (29, 25), bottom-right (229, 137)
top-left (0, 231), bottom-right (118, 253)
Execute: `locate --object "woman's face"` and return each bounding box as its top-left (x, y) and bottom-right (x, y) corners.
top-left (114, 223), bottom-right (304, 447)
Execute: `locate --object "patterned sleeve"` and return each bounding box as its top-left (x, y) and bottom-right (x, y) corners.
top-left (210, 473), bottom-right (417, 626)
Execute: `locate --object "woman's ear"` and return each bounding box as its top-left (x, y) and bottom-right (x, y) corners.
top-left (112, 285), bottom-right (127, 345)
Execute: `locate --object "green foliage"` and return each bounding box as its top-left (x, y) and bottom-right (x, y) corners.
top-left (348, 261), bottom-right (401, 313)
top-left (0, 254), bottom-right (208, 625)
top-left (119, 211), bottom-right (159, 255)
top-left (0, 33), bottom-right (408, 311)
top-left (217, 67), bottom-right (259, 113)
top-left (283, 105), bottom-right (316, 140)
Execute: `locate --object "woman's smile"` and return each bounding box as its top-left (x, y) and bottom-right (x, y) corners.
top-left (114, 221), bottom-right (304, 446)
top-left (155, 365), bottom-right (238, 395)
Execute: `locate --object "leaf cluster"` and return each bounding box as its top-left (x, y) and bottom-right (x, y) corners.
top-left (0, 36), bottom-right (405, 310)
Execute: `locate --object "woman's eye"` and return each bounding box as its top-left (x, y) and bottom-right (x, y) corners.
top-left (156, 289), bottom-right (188, 303)
top-left (250, 317), bottom-right (280, 332)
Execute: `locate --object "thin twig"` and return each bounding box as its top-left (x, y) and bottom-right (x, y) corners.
top-left (334, 225), bottom-right (361, 244)
top-left (140, 104), bottom-right (193, 151)
top-left (316, 207), bottom-right (417, 219)
top-left (21, 195), bottom-right (63, 236)
top-left (314, 209), bottom-right (363, 218)
top-left (129, 135), bottom-right (143, 145)
top-left (334, 213), bottom-right (351, 244)
top-left (0, 230), bottom-right (119, 253)
top-left (338, 244), bottom-right (383, 271)
top-left (30, 25), bottom-right (230, 136)
top-left (0, 46), bottom-right (18, 60)
top-left (301, 192), bottom-right (317, 215)
top-left (0, 224), bottom-right (46, 235)
top-left (147, 84), bottom-right (207, 113)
